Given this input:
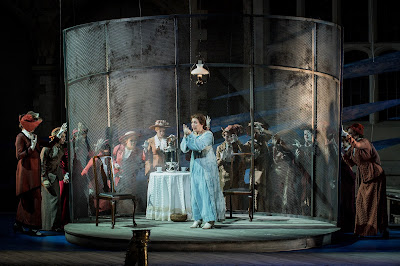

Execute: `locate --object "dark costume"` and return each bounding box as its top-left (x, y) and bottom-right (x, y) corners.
top-left (40, 143), bottom-right (66, 231)
top-left (15, 133), bottom-right (43, 229)
top-left (216, 140), bottom-right (246, 210)
top-left (113, 143), bottom-right (143, 213)
top-left (269, 137), bottom-right (299, 214)
top-left (59, 147), bottom-right (70, 227)
top-left (343, 138), bottom-right (388, 236)
top-left (338, 158), bottom-right (356, 232)
top-left (239, 133), bottom-right (271, 212)
top-left (71, 126), bottom-right (92, 218)
top-left (294, 143), bottom-right (312, 216)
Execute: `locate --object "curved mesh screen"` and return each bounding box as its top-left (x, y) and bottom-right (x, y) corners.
top-left (64, 14), bottom-right (342, 223)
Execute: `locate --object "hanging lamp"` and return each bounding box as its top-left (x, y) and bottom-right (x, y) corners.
top-left (190, 57), bottom-right (210, 86)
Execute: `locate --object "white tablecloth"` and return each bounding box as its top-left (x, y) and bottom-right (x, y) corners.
top-left (146, 171), bottom-right (192, 221)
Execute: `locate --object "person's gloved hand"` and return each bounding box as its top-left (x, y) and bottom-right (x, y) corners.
top-left (254, 123), bottom-right (264, 134)
top-left (63, 173), bottom-right (70, 183)
top-left (206, 116), bottom-right (211, 129)
top-left (341, 126), bottom-right (349, 137)
top-left (43, 180), bottom-right (51, 188)
top-left (57, 123), bottom-right (68, 138)
top-left (295, 148), bottom-right (301, 159)
top-left (293, 139), bottom-right (301, 148)
top-left (183, 124), bottom-right (191, 136)
top-left (30, 134), bottom-right (37, 150)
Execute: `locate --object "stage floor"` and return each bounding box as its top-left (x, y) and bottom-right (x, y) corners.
top-left (64, 213), bottom-right (339, 252)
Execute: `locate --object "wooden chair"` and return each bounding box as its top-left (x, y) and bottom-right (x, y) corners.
top-left (222, 153), bottom-right (253, 221)
top-left (92, 155), bottom-right (137, 229)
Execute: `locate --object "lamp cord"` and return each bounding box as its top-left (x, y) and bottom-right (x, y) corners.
top-left (189, 0), bottom-right (192, 115)
top-left (139, 0), bottom-right (143, 63)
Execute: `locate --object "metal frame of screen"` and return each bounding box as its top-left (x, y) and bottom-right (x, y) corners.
top-left (63, 14), bottom-right (342, 224)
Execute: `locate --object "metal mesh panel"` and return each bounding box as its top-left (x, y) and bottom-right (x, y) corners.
top-left (176, 16), bottom-right (251, 65)
top-left (107, 18), bottom-right (175, 71)
top-left (109, 68), bottom-right (177, 213)
top-left (316, 23), bottom-right (341, 77)
top-left (315, 75), bottom-right (340, 221)
top-left (267, 18), bottom-right (314, 70)
top-left (255, 68), bottom-right (313, 215)
top-left (64, 24), bottom-right (106, 83)
top-left (64, 15), bottom-right (342, 223)
top-left (68, 76), bottom-right (108, 220)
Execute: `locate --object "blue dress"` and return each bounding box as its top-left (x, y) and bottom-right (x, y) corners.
top-left (180, 131), bottom-right (226, 222)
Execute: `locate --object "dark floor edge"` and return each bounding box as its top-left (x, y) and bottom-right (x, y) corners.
top-left (65, 231), bottom-right (333, 252)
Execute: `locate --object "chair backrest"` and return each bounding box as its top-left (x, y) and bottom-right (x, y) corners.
top-left (92, 155), bottom-right (116, 194)
top-left (230, 152), bottom-right (252, 188)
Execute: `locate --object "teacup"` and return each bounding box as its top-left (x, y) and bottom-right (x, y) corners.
top-left (181, 167), bottom-right (188, 172)
top-left (156, 167), bottom-right (163, 172)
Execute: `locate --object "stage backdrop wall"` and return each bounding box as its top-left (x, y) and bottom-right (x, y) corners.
top-left (63, 14), bottom-right (342, 223)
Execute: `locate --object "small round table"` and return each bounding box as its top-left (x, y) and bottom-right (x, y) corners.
top-left (146, 171), bottom-right (191, 221)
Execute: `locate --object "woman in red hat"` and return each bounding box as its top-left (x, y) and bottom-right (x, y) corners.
top-left (342, 123), bottom-right (389, 238)
top-left (14, 111), bottom-right (65, 235)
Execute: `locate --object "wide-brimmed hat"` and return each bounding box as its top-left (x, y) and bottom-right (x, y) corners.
top-left (49, 127), bottom-right (62, 141)
top-left (347, 123), bottom-right (364, 136)
top-left (149, 120), bottom-right (171, 130)
top-left (221, 124), bottom-right (243, 136)
top-left (19, 111), bottom-right (42, 132)
top-left (119, 131), bottom-right (140, 143)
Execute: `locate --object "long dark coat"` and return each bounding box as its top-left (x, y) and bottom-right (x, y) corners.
top-left (343, 138), bottom-right (388, 236)
top-left (15, 133), bottom-right (42, 228)
top-left (40, 144), bottom-right (65, 230)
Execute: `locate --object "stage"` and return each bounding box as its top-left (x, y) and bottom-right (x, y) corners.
top-left (64, 213), bottom-right (339, 252)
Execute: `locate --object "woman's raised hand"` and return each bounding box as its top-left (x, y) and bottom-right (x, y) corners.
top-left (183, 124), bottom-right (191, 136)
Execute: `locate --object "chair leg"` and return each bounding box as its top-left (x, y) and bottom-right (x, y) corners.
top-left (248, 195), bottom-right (253, 222)
top-left (229, 195), bottom-right (233, 218)
top-left (96, 198), bottom-right (99, 226)
top-left (132, 199), bottom-right (137, 227)
top-left (111, 200), bottom-right (116, 229)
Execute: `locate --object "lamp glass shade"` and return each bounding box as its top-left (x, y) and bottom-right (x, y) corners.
top-left (191, 64), bottom-right (209, 75)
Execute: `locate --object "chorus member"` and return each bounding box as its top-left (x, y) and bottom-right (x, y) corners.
top-left (15, 111), bottom-right (46, 236)
top-left (113, 131), bottom-right (142, 213)
top-left (70, 123), bottom-right (92, 219)
top-left (180, 114), bottom-right (225, 229)
top-left (81, 138), bottom-right (112, 214)
top-left (294, 129), bottom-right (313, 215)
top-left (238, 122), bottom-right (272, 212)
top-left (216, 124), bottom-right (246, 210)
top-left (342, 123), bottom-right (389, 238)
top-left (143, 120), bottom-right (170, 176)
top-left (40, 125), bottom-right (69, 231)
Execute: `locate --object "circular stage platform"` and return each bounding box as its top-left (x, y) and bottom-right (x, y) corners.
top-left (64, 213), bottom-right (339, 252)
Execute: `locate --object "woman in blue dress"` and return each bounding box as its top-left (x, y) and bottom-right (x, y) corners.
top-left (180, 113), bottom-right (226, 229)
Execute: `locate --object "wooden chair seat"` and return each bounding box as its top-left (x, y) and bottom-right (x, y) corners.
top-left (223, 188), bottom-right (253, 221)
top-left (223, 153), bottom-right (254, 221)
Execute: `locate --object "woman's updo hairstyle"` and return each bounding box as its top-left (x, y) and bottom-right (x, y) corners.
top-left (191, 113), bottom-right (207, 130)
